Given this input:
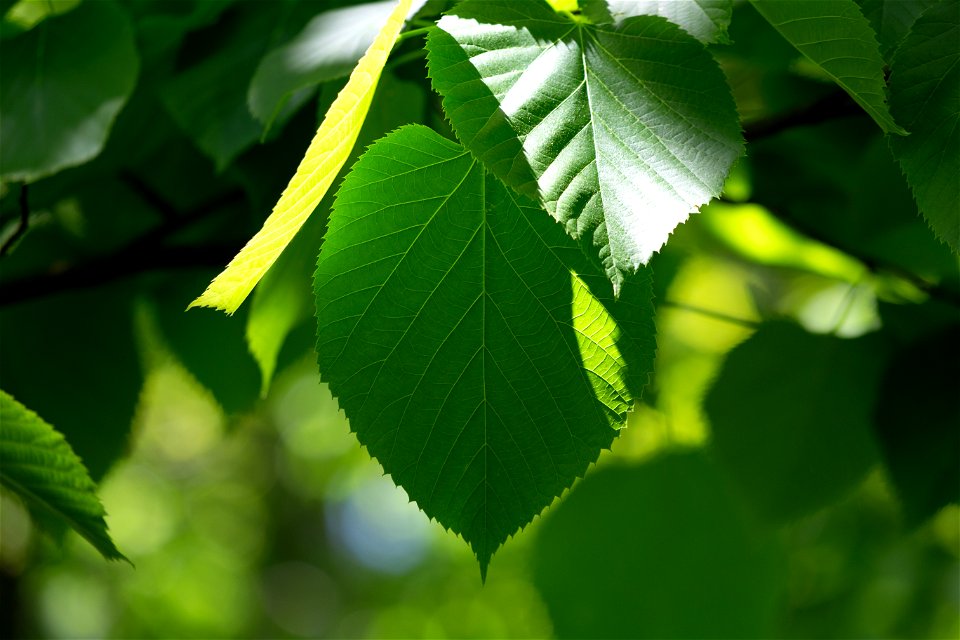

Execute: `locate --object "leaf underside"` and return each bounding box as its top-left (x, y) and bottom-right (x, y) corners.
top-left (582, 0), bottom-right (733, 44)
top-left (190, 0), bottom-right (413, 314)
top-left (0, 390), bottom-right (126, 562)
top-left (750, 0), bottom-right (906, 135)
top-left (888, 0), bottom-right (960, 253)
top-left (426, 0), bottom-right (742, 293)
top-left (314, 125), bottom-right (655, 576)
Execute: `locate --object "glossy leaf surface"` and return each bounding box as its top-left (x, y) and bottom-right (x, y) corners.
top-left (0, 0), bottom-right (138, 182)
top-left (426, 0), bottom-right (742, 293)
top-left (583, 0), bottom-right (733, 43)
top-left (314, 125), bottom-right (655, 575)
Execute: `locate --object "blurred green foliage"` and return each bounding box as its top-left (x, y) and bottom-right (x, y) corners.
top-left (1, 0), bottom-right (957, 638)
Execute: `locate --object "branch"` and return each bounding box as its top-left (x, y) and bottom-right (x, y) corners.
top-left (0, 189), bottom-right (246, 307)
top-left (743, 90), bottom-right (864, 143)
top-left (0, 184), bottom-right (30, 257)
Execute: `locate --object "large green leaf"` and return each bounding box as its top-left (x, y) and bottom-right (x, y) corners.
top-left (0, 390), bottom-right (126, 562)
top-left (247, 0), bottom-right (401, 130)
top-left (888, 1), bottom-right (960, 253)
top-left (582, 0), bottom-right (733, 44)
top-left (426, 0), bottom-right (742, 294)
top-left (705, 322), bottom-right (885, 523)
top-left (314, 125), bottom-right (656, 575)
top-left (534, 452), bottom-right (784, 639)
top-left (0, 0), bottom-right (138, 183)
top-left (750, 0), bottom-right (906, 135)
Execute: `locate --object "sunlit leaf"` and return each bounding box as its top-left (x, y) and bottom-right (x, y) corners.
top-left (190, 0), bottom-right (413, 314)
top-left (314, 125), bottom-right (656, 576)
top-left (705, 322), bottom-right (885, 523)
top-left (750, 0), bottom-right (906, 135)
top-left (0, 0), bottom-right (138, 183)
top-left (583, 0), bottom-right (733, 43)
top-left (534, 452), bottom-right (784, 639)
top-left (427, 0), bottom-right (742, 293)
top-left (888, 0), bottom-right (960, 253)
top-left (0, 390), bottom-right (127, 562)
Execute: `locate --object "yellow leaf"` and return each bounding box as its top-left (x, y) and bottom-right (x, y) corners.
top-left (190, 0), bottom-right (414, 314)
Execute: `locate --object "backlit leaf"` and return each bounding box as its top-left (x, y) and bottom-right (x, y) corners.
top-left (190, 0), bottom-right (413, 314)
top-left (750, 0), bottom-right (906, 134)
top-left (314, 125), bottom-right (656, 576)
top-left (888, 0), bottom-right (960, 253)
top-left (427, 0), bottom-right (742, 293)
top-left (0, 390), bottom-right (126, 562)
top-left (0, 0), bottom-right (138, 183)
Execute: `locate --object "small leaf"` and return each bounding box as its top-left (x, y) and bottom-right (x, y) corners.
top-left (0, 0), bottom-right (139, 183)
top-left (888, 0), bottom-right (960, 253)
top-left (705, 322), bottom-right (886, 523)
top-left (582, 0), bottom-right (733, 44)
top-left (314, 125), bottom-right (656, 576)
top-left (0, 390), bottom-right (127, 562)
top-left (247, 1), bottom-right (404, 130)
top-left (190, 0), bottom-right (414, 314)
top-left (533, 452), bottom-right (784, 639)
top-left (427, 0), bottom-right (742, 292)
top-left (750, 0), bottom-right (907, 135)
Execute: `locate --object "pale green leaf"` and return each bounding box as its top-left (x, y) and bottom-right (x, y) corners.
top-left (0, 0), bottom-right (138, 183)
top-left (750, 0), bottom-right (907, 135)
top-left (314, 125), bottom-right (656, 576)
top-left (0, 390), bottom-right (127, 562)
top-left (583, 0), bottom-right (733, 44)
top-left (3, 0), bottom-right (80, 32)
top-left (191, 0), bottom-right (414, 314)
top-left (426, 0), bottom-right (742, 292)
top-left (888, 0), bottom-right (960, 253)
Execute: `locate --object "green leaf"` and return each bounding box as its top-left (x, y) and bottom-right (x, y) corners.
top-left (888, 0), bottom-right (960, 253)
top-left (750, 0), bottom-right (907, 135)
top-left (314, 125), bottom-right (656, 576)
top-left (0, 0), bottom-right (139, 183)
top-left (533, 452), bottom-right (784, 639)
top-left (191, 0), bottom-right (414, 314)
top-left (0, 390), bottom-right (127, 562)
top-left (426, 0), bottom-right (742, 293)
top-left (582, 0), bottom-right (733, 44)
top-left (874, 324), bottom-right (960, 525)
top-left (858, 0), bottom-right (940, 61)
top-left (247, 1), bottom-right (401, 130)
top-left (705, 322), bottom-right (885, 523)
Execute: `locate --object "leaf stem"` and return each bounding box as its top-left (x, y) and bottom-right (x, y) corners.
top-left (659, 300), bottom-right (760, 328)
top-left (0, 184), bottom-right (30, 257)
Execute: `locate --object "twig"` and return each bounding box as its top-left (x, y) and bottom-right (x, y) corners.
top-left (659, 300), bottom-right (760, 328)
top-left (744, 90), bottom-right (864, 143)
top-left (0, 184), bottom-right (31, 257)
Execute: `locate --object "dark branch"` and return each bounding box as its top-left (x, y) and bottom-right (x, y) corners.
top-left (0, 189), bottom-right (246, 307)
top-left (744, 90), bottom-right (864, 143)
top-left (0, 184), bottom-right (31, 257)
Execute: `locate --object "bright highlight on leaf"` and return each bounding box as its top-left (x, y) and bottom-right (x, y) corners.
top-left (190, 0), bottom-right (413, 314)
top-left (582, 0), bottom-right (733, 44)
top-left (314, 125), bottom-right (656, 577)
top-left (426, 0), bottom-right (743, 293)
top-left (749, 0), bottom-right (907, 135)
top-left (0, 390), bottom-right (127, 563)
